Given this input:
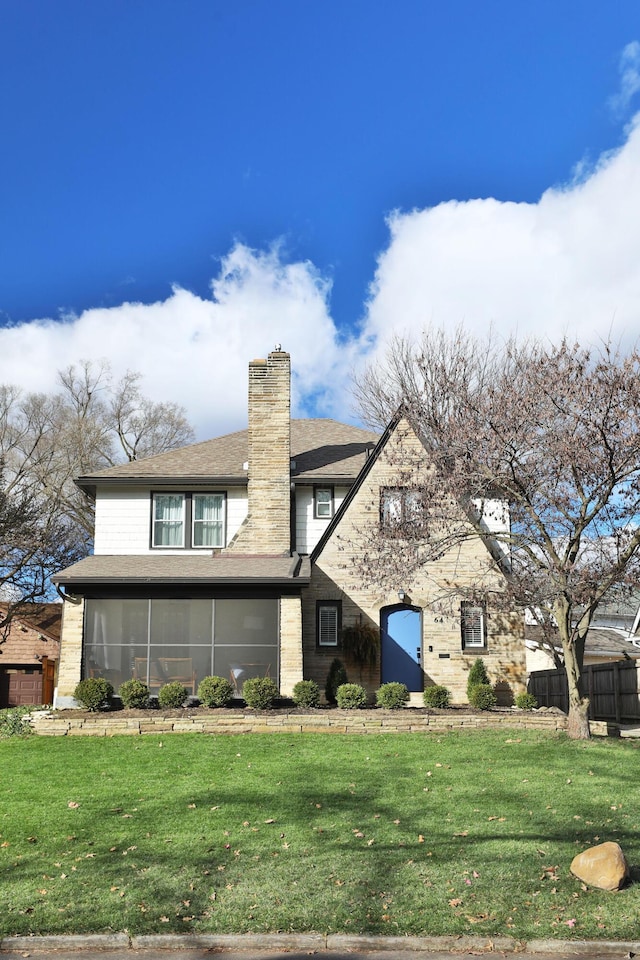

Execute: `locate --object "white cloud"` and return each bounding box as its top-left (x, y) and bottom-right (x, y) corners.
top-left (609, 40), bottom-right (640, 116)
top-left (0, 243), bottom-right (352, 439)
top-left (4, 105), bottom-right (640, 441)
top-left (360, 113), bottom-right (640, 363)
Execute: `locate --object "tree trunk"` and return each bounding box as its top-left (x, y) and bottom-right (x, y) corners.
top-left (554, 598), bottom-right (590, 740)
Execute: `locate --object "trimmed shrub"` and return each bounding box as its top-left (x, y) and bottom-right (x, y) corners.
top-left (336, 682), bottom-right (368, 709)
top-left (74, 678), bottom-right (113, 712)
top-left (376, 682), bottom-right (410, 709)
top-left (198, 675), bottom-right (234, 708)
top-left (325, 658), bottom-right (348, 705)
top-left (158, 681), bottom-right (189, 709)
top-left (514, 691), bottom-right (538, 710)
top-left (423, 684), bottom-right (451, 708)
top-left (292, 679), bottom-right (321, 708)
top-left (243, 677), bottom-right (279, 710)
top-left (466, 658), bottom-right (490, 699)
top-left (119, 678), bottom-right (150, 709)
top-left (468, 683), bottom-right (497, 710)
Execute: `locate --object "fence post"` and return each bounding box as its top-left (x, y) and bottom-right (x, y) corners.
top-left (612, 662), bottom-right (621, 725)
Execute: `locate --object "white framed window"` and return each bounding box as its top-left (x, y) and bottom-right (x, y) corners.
top-left (317, 601), bottom-right (341, 647)
top-left (192, 493), bottom-right (225, 547)
top-left (152, 494), bottom-right (185, 547)
top-left (314, 486), bottom-right (334, 519)
top-left (381, 487), bottom-right (423, 533)
top-left (152, 492), bottom-right (226, 548)
top-left (461, 602), bottom-right (486, 650)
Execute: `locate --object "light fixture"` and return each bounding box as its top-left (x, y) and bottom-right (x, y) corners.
top-left (398, 589), bottom-right (405, 603)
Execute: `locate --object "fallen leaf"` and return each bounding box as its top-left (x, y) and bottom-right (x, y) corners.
top-left (449, 898), bottom-right (463, 907)
top-left (67, 802), bottom-right (79, 809)
top-left (565, 919), bottom-right (576, 928)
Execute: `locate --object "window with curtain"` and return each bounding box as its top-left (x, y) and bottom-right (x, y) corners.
top-left (193, 494), bottom-right (225, 547)
top-left (153, 494), bottom-right (185, 547)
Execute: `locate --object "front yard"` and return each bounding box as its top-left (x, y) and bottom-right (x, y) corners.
top-left (1, 729), bottom-right (638, 939)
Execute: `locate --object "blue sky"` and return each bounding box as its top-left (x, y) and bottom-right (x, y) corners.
top-left (2, 1), bottom-right (640, 438)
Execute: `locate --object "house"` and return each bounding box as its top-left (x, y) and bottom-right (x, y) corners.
top-left (53, 350), bottom-right (526, 707)
top-left (526, 590), bottom-right (640, 673)
top-left (0, 603), bottom-right (61, 707)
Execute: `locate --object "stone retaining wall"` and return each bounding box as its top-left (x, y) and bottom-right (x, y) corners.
top-left (31, 709), bottom-right (569, 737)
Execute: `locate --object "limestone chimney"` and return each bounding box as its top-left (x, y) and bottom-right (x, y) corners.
top-left (228, 349), bottom-right (291, 555)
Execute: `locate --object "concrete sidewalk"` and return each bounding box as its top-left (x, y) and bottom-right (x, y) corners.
top-left (1, 933), bottom-right (639, 958)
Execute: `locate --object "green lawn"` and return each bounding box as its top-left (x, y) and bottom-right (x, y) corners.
top-left (0, 729), bottom-right (638, 940)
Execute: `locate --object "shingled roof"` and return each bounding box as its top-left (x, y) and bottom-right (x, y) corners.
top-left (76, 419), bottom-right (379, 494)
top-left (53, 554), bottom-right (311, 586)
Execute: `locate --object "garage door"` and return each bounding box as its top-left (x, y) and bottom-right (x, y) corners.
top-left (0, 669), bottom-right (43, 707)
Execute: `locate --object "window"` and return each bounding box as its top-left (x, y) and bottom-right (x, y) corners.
top-left (461, 602), bottom-right (486, 650)
top-left (381, 487), bottom-right (423, 534)
top-left (314, 486), bottom-right (334, 519)
top-left (153, 494), bottom-right (185, 547)
top-left (317, 601), bottom-right (341, 647)
top-left (152, 493), bottom-right (226, 548)
top-left (192, 494), bottom-right (225, 547)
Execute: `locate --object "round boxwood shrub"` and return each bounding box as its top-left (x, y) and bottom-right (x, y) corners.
top-left (514, 691), bottom-right (538, 710)
top-left (118, 678), bottom-right (149, 709)
top-left (376, 682), bottom-right (410, 709)
top-left (466, 657), bottom-right (490, 699)
top-left (292, 679), bottom-right (321, 708)
top-left (325, 658), bottom-right (348, 705)
top-left (74, 678), bottom-right (113, 712)
top-left (158, 681), bottom-right (189, 709)
top-left (423, 684), bottom-right (451, 709)
top-left (243, 677), bottom-right (279, 710)
top-left (198, 675), bottom-right (234, 708)
top-left (468, 683), bottom-right (497, 710)
top-left (336, 682), bottom-right (368, 709)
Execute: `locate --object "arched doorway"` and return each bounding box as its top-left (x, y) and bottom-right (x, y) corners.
top-left (380, 605), bottom-right (423, 691)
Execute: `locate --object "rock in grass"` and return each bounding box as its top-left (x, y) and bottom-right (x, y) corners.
top-left (570, 841), bottom-right (629, 891)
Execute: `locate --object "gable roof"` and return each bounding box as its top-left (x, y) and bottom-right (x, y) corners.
top-left (0, 603), bottom-right (62, 664)
top-left (76, 419), bottom-right (378, 495)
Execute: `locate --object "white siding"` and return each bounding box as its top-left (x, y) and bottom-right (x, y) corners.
top-left (94, 485), bottom-right (248, 554)
top-left (295, 485), bottom-right (349, 554)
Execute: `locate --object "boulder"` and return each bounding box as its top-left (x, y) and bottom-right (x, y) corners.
top-left (570, 841), bottom-right (629, 891)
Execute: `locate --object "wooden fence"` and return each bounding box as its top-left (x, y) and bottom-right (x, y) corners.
top-left (529, 659), bottom-right (640, 724)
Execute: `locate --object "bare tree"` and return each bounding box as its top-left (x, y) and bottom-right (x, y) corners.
top-left (354, 329), bottom-right (640, 739)
top-left (0, 362), bottom-right (195, 602)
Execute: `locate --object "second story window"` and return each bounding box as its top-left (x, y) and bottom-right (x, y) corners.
top-left (153, 494), bottom-right (185, 547)
top-left (152, 493), bottom-right (226, 548)
top-left (381, 487), bottom-right (424, 535)
top-left (314, 486), bottom-right (334, 519)
top-left (192, 494), bottom-right (225, 547)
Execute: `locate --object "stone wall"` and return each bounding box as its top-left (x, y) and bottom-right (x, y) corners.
top-left (54, 597), bottom-right (84, 708)
top-left (303, 418), bottom-right (526, 703)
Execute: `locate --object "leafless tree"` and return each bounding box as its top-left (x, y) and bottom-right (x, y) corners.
top-left (0, 362), bottom-right (194, 626)
top-left (354, 329), bottom-right (640, 739)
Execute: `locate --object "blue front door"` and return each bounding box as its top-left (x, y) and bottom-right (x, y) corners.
top-left (381, 606), bottom-right (423, 691)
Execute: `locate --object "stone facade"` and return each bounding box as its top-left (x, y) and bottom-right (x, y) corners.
top-left (279, 595), bottom-right (303, 696)
top-left (302, 419), bottom-right (526, 703)
top-left (54, 597), bottom-right (84, 708)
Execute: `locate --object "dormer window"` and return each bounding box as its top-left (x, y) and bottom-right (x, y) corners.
top-left (152, 493), bottom-right (226, 548)
top-left (314, 486), bottom-right (334, 519)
